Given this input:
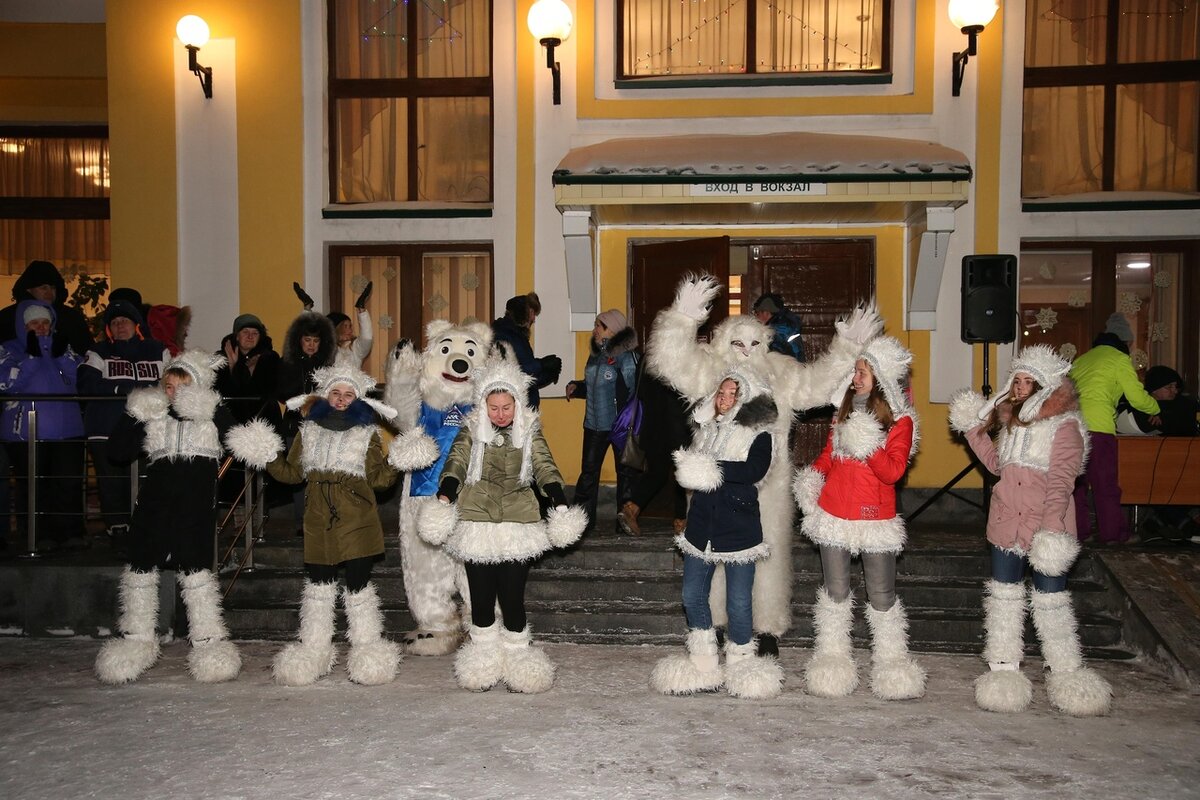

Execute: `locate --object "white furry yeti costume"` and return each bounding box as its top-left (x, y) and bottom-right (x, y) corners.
top-left (647, 275), bottom-right (880, 651)
top-left (383, 320), bottom-right (493, 655)
top-left (950, 344), bottom-right (1111, 716)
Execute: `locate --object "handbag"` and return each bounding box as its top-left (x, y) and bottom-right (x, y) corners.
top-left (620, 429), bottom-right (648, 472)
top-left (612, 356), bottom-right (648, 471)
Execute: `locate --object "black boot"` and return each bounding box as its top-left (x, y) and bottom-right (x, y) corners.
top-left (756, 633), bottom-right (779, 658)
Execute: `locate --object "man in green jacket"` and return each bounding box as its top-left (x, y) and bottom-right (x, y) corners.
top-left (1069, 313), bottom-right (1160, 545)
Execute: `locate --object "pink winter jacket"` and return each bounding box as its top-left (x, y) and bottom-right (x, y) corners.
top-left (963, 384), bottom-right (1086, 553)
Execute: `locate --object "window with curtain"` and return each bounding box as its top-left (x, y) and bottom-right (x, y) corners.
top-left (329, 0), bottom-right (493, 204)
top-left (619, 0), bottom-right (890, 81)
top-left (1022, 0), bottom-right (1199, 197)
top-left (328, 243), bottom-right (493, 379)
top-left (1018, 241), bottom-right (1199, 392)
top-left (0, 129), bottom-right (110, 276)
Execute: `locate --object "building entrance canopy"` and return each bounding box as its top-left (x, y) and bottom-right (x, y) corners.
top-left (552, 131), bottom-right (973, 330)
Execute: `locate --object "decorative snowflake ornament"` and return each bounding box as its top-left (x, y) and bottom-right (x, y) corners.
top-left (383, 266), bottom-right (397, 282)
top-left (1067, 290), bottom-right (1088, 308)
top-left (1154, 271), bottom-right (1172, 289)
top-left (1059, 343), bottom-right (1077, 361)
top-left (1117, 292), bottom-right (1142, 315)
top-left (1131, 348), bottom-right (1149, 371)
top-left (1035, 307), bottom-right (1058, 331)
top-left (461, 272), bottom-right (480, 291)
top-left (1150, 322), bottom-right (1167, 343)
top-left (427, 293), bottom-right (448, 313)
top-left (378, 314), bottom-right (393, 330)
top-left (350, 274), bottom-right (370, 294)
top-left (1038, 263), bottom-right (1056, 280)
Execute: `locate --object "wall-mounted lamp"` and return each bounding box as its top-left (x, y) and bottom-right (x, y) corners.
top-left (177, 15), bottom-right (213, 99)
top-left (949, 0), bottom-right (999, 97)
top-left (527, 0), bottom-right (573, 105)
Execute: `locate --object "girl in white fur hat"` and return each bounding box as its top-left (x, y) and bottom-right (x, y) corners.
top-left (649, 368), bottom-right (784, 700)
top-left (419, 350), bottom-right (587, 693)
top-left (792, 336), bottom-right (926, 701)
top-left (226, 365), bottom-right (410, 687)
top-left (949, 344), bottom-right (1112, 716)
top-left (95, 350), bottom-right (241, 685)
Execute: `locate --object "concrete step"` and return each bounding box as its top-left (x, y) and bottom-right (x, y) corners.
top-left (225, 599), bottom-right (1129, 660)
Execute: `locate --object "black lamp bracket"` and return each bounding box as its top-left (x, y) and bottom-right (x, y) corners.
top-left (186, 44), bottom-right (213, 99)
top-left (541, 37), bottom-right (562, 105)
top-left (951, 25), bottom-right (984, 97)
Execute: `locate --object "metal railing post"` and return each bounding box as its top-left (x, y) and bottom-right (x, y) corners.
top-left (21, 404), bottom-right (39, 558)
top-left (240, 467), bottom-right (256, 572)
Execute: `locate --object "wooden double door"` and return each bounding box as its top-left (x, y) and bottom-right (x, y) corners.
top-left (630, 236), bottom-right (875, 471)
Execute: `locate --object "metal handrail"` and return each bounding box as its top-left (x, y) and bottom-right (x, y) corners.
top-left (5, 393), bottom-right (274, 561)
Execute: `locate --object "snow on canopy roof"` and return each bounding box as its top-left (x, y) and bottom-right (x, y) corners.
top-left (553, 132), bottom-right (972, 183)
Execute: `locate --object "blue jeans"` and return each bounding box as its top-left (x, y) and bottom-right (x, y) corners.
top-left (681, 554), bottom-right (756, 646)
top-left (990, 545), bottom-right (1067, 593)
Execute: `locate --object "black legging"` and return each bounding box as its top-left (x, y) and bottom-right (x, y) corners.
top-left (465, 560), bottom-right (531, 632)
top-left (306, 556), bottom-right (374, 592)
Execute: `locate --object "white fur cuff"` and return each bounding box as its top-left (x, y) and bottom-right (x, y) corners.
top-left (837, 410), bottom-right (886, 459)
top-left (673, 449), bottom-right (723, 492)
top-left (545, 505), bottom-right (587, 548)
top-left (224, 419), bottom-right (284, 469)
top-left (172, 386), bottom-right (219, 421)
top-left (125, 387), bottom-right (169, 422)
top-left (417, 500), bottom-right (458, 546)
top-left (792, 467), bottom-right (825, 515)
top-left (388, 429), bottom-right (441, 472)
top-left (1027, 529), bottom-right (1080, 577)
top-left (948, 389), bottom-right (988, 434)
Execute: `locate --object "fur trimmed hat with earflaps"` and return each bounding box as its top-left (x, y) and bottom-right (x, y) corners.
top-left (979, 344), bottom-right (1073, 424)
top-left (827, 335), bottom-right (913, 415)
top-left (464, 350), bottom-right (539, 487)
top-left (167, 349), bottom-right (226, 389)
top-left (285, 364), bottom-right (397, 421)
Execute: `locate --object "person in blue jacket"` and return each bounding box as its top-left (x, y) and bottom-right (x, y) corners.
top-left (0, 300), bottom-right (86, 550)
top-left (565, 309), bottom-right (639, 534)
top-left (491, 293), bottom-right (561, 409)
top-left (77, 299), bottom-right (170, 539)
top-left (752, 293), bottom-right (806, 362)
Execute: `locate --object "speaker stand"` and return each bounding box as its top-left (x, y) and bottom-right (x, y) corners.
top-left (908, 344), bottom-right (996, 523)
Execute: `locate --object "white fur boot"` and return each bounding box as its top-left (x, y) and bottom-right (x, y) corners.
top-left (1030, 589), bottom-right (1112, 716)
top-left (454, 622), bottom-right (505, 691)
top-left (649, 628), bottom-right (724, 695)
top-left (804, 589), bottom-right (858, 698)
top-left (499, 625), bottom-right (556, 694)
top-left (974, 580), bottom-right (1033, 713)
top-left (95, 568), bottom-right (161, 684)
top-left (865, 599), bottom-right (926, 700)
top-left (179, 569), bottom-right (241, 683)
top-left (343, 583), bottom-right (402, 686)
top-left (273, 581), bottom-right (338, 686)
top-left (724, 639), bottom-right (784, 699)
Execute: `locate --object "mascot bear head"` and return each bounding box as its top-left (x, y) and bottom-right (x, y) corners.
top-left (420, 319), bottom-right (493, 410)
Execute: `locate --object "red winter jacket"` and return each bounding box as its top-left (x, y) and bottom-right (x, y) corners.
top-left (812, 415), bottom-right (913, 521)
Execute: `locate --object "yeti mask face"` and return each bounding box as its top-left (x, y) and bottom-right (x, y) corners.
top-left (420, 320), bottom-right (493, 409)
top-left (712, 317), bottom-right (773, 365)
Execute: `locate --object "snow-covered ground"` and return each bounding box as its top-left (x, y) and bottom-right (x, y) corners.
top-left (0, 639), bottom-right (1196, 800)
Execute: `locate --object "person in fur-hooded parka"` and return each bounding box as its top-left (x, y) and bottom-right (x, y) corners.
top-left (650, 369), bottom-right (784, 699)
top-left (949, 344), bottom-right (1112, 717)
top-left (226, 365), bottom-right (410, 687)
top-left (419, 351), bottom-right (586, 694)
top-left (647, 275), bottom-right (881, 657)
top-left (792, 336), bottom-right (925, 701)
top-left (95, 350), bottom-right (241, 686)
top-left (564, 310), bottom-right (639, 534)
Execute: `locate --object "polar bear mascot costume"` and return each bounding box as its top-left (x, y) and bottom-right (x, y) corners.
top-left (647, 275), bottom-right (880, 657)
top-left (383, 319), bottom-right (493, 655)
